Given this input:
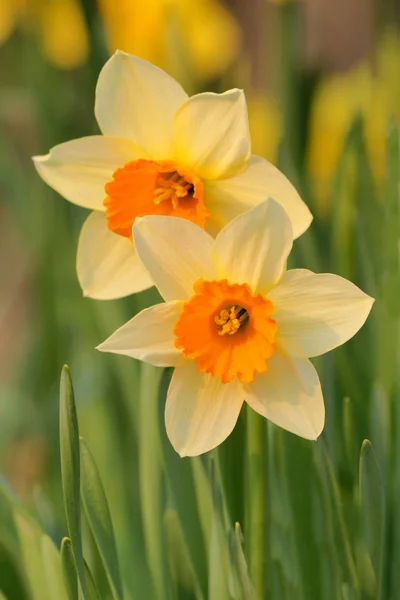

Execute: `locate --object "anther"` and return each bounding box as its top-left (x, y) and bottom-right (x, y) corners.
top-left (214, 305), bottom-right (249, 336)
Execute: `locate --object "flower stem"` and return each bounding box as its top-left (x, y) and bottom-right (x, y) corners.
top-left (245, 406), bottom-right (267, 597)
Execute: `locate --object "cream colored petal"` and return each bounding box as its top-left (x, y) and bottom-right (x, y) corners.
top-left (211, 198), bottom-right (293, 294)
top-left (133, 216), bottom-right (216, 302)
top-left (165, 362), bottom-right (244, 457)
top-left (95, 51), bottom-right (188, 159)
top-left (278, 269), bottom-right (314, 285)
top-left (77, 211), bottom-right (153, 299)
top-left (33, 135), bottom-right (144, 211)
top-left (269, 273), bottom-right (375, 357)
top-left (205, 155), bottom-right (313, 239)
top-left (96, 301), bottom-right (184, 366)
top-left (243, 348), bottom-right (325, 440)
top-left (174, 89), bottom-right (250, 180)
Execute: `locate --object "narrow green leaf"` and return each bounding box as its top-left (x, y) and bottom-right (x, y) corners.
top-left (61, 537), bottom-right (78, 600)
top-left (359, 440), bottom-right (385, 600)
top-left (59, 365), bottom-right (87, 598)
top-left (12, 508), bottom-right (48, 600)
top-left (233, 523), bottom-right (258, 600)
top-left (80, 437), bottom-right (124, 600)
top-left (41, 535), bottom-right (69, 600)
top-left (164, 507), bottom-right (203, 599)
top-left (84, 560), bottom-right (101, 600)
top-left (137, 363), bottom-right (169, 600)
top-left (245, 408), bottom-right (267, 597)
top-left (208, 455), bottom-right (240, 600)
top-left (318, 442), bottom-right (359, 592)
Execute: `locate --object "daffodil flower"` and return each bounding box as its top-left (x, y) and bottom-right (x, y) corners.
top-left (97, 199), bottom-right (374, 456)
top-left (33, 51), bottom-right (312, 300)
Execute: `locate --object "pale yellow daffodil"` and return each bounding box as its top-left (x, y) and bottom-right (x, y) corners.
top-left (98, 199), bottom-right (374, 456)
top-left (33, 51), bottom-right (312, 300)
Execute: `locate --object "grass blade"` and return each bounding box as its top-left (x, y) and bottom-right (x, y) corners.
top-left (359, 440), bottom-right (385, 599)
top-left (59, 365), bottom-right (87, 598)
top-left (61, 537), bottom-right (78, 600)
top-left (80, 437), bottom-right (124, 600)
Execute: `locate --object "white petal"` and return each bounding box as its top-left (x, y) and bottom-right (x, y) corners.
top-left (33, 136), bottom-right (144, 211)
top-left (268, 273), bottom-right (375, 357)
top-left (243, 349), bottom-right (325, 440)
top-left (211, 198), bottom-right (293, 294)
top-left (174, 89), bottom-right (250, 180)
top-left (95, 51), bottom-right (188, 159)
top-left (205, 155), bottom-right (313, 238)
top-left (133, 216), bottom-right (216, 302)
top-left (165, 362), bottom-right (244, 457)
top-left (97, 301), bottom-right (184, 366)
top-left (77, 211), bottom-right (153, 299)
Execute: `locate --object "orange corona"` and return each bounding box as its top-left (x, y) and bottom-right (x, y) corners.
top-left (104, 159), bottom-right (209, 238)
top-left (174, 279), bottom-right (277, 384)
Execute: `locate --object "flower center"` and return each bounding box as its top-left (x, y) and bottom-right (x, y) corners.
top-left (214, 305), bottom-right (249, 336)
top-left (174, 279), bottom-right (277, 384)
top-left (104, 159), bottom-right (209, 238)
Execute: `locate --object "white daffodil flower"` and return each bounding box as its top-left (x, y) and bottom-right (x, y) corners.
top-left (33, 50), bottom-right (312, 300)
top-left (97, 199), bottom-right (374, 457)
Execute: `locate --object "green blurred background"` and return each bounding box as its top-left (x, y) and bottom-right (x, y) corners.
top-left (0, 1), bottom-right (400, 599)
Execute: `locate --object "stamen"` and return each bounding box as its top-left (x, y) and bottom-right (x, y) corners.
top-left (215, 305), bottom-right (249, 336)
top-left (153, 170), bottom-right (194, 210)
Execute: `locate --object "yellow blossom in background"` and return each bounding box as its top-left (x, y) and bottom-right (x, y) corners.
top-left (247, 93), bottom-right (282, 164)
top-left (0, 0), bottom-right (88, 69)
top-left (97, 0), bottom-right (241, 83)
top-left (307, 28), bottom-right (400, 217)
top-left (98, 200), bottom-right (373, 456)
top-left (37, 0), bottom-right (88, 69)
top-left (0, 0), bottom-right (24, 44)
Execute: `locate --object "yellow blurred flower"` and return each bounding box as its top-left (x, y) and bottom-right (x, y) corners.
top-left (247, 93), bottom-right (282, 164)
top-left (307, 29), bottom-right (400, 217)
top-left (97, 0), bottom-right (241, 83)
top-left (0, 0), bottom-right (88, 69)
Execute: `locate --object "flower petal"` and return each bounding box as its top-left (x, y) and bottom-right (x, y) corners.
top-left (33, 135), bottom-right (144, 211)
top-left (205, 155), bottom-right (313, 238)
top-left (268, 273), bottom-right (375, 357)
top-left (174, 89), bottom-right (250, 180)
top-left (243, 348), bottom-right (325, 440)
top-left (133, 216), bottom-right (216, 302)
top-left (165, 361), bottom-right (244, 456)
top-left (97, 301), bottom-right (184, 366)
top-left (211, 198), bottom-right (293, 294)
top-left (77, 211), bottom-right (153, 299)
top-left (279, 269), bottom-right (314, 285)
top-left (95, 51), bottom-right (188, 159)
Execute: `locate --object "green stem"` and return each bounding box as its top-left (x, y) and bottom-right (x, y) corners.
top-left (245, 407), bottom-right (267, 597)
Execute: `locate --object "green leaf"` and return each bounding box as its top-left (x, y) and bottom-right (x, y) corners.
top-left (208, 455), bottom-right (240, 600)
top-left (233, 523), bottom-right (258, 600)
top-left (41, 535), bottom-right (69, 600)
top-left (61, 537), bottom-right (78, 600)
top-left (137, 363), bottom-right (169, 600)
top-left (84, 560), bottom-right (101, 600)
top-left (359, 440), bottom-right (385, 599)
top-left (164, 507), bottom-right (203, 599)
top-left (13, 508), bottom-right (49, 600)
top-left (80, 438), bottom-right (124, 600)
top-left (59, 365), bottom-right (88, 598)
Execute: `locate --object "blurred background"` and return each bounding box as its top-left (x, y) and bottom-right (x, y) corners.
top-left (0, 1), bottom-right (400, 599)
